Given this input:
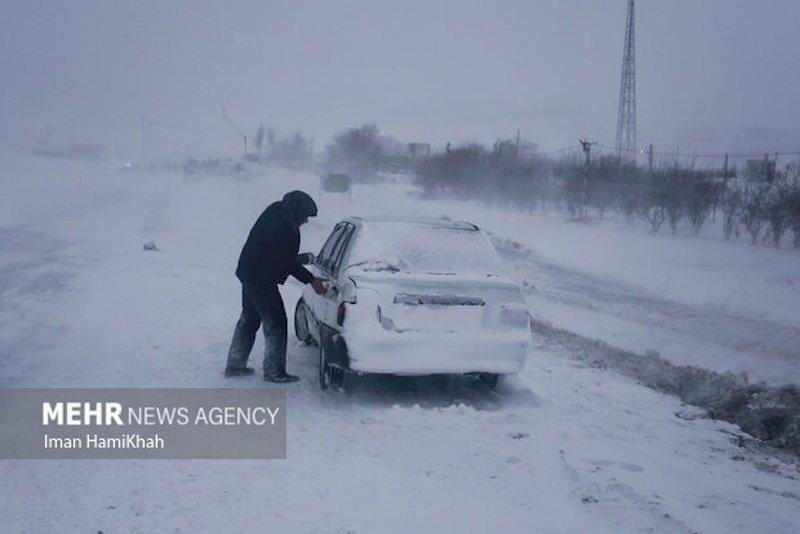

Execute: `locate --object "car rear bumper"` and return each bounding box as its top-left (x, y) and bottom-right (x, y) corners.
top-left (341, 330), bottom-right (530, 375)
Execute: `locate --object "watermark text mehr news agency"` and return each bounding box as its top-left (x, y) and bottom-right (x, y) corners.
top-left (41, 402), bottom-right (281, 450)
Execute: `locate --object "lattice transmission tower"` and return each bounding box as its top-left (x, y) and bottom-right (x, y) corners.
top-left (615, 0), bottom-right (636, 159)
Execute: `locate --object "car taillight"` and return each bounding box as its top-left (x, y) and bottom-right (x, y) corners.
top-left (499, 307), bottom-right (529, 328)
top-left (337, 302), bottom-right (346, 326)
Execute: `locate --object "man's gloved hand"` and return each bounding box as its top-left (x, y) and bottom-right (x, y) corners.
top-left (311, 277), bottom-right (326, 295)
top-left (297, 252), bottom-right (316, 265)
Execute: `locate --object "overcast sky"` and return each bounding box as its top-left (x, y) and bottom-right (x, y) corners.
top-left (2, 0), bottom-right (799, 157)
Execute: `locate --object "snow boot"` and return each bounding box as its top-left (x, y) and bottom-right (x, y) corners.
top-left (263, 372), bottom-right (300, 383)
top-left (224, 365), bottom-right (255, 377)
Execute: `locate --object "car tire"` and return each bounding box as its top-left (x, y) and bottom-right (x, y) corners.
top-left (478, 372), bottom-right (500, 390)
top-left (294, 298), bottom-right (315, 345)
top-left (319, 327), bottom-right (344, 391)
top-left (318, 337), bottom-right (329, 390)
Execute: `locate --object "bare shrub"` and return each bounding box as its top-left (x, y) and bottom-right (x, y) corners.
top-left (415, 142), bottom-right (551, 213)
top-left (782, 177), bottom-right (800, 248)
top-left (637, 171), bottom-right (668, 233)
top-left (741, 183), bottom-right (769, 245)
top-left (326, 124), bottom-right (384, 179)
top-left (763, 182), bottom-right (791, 247)
top-left (415, 143), bottom-right (485, 198)
top-left (261, 127), bottom-right (313, 169)
top-left (685, 172), bottom-right (723, 236)
top-left (722, 180), bottom-right (744, 240)
top-left (615, 160), bottom-right (644, 223)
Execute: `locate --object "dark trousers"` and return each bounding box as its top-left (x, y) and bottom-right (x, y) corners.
top-left (226, 283), bottom-right (288, 376)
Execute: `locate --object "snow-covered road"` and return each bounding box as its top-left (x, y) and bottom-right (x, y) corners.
top-left (1, 155), bottom-right (799, 533)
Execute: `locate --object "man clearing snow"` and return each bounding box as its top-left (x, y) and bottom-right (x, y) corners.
top-left (225, 190), bottom-right (326, 383)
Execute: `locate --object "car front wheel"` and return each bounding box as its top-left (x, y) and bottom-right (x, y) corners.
top-left (478, 372), bottom-right (501, 390)
top-left (294, 298), bottom-right (315, 345)
top-left (319, 328), bottom-right (344, 391)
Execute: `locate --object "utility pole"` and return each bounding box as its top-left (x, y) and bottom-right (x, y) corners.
top-left (647, 144), bottom-right (654, 174)
top-left (222, 106), bottom-right (248, 157)
top-left (579, 138), bottom-right (597, 169)
top-left (515, 130), bottom-right (521, 157)
top-left (579, 139), bottom-right (597, 212)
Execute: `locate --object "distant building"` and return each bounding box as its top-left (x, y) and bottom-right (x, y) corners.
top-left (745, 158), bottom-right (776, 182)
top-left (407, 143), bottom-right (431, 159)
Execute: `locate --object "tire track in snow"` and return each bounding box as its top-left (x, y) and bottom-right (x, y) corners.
top-left (0, 227), bottom-right (76, 385)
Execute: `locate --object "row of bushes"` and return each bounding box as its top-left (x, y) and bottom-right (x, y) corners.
top-left (415, 142), bottom-right (800, 248)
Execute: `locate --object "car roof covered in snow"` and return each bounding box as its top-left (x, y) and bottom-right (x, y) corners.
top-left (344, 216), bottom-right (479, 231)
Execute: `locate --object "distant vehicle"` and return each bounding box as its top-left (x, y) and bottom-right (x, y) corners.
top-left (294, 217), bottom-right (531, 390)
top-left (320, 173), bottom-right (351, 197)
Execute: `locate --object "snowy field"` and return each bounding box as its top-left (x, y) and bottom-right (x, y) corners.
top-left (1, 154), bottom-right (799, 533)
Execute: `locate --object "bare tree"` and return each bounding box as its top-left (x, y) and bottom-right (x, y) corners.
top-left (260, 126), bottom-right (313, 170)
top-left (558, 154), bottom-right (589, 220)
top-left (659, 164), bottom-right (687, 234)
top-left (721, 179), bottom-right (743, 240)
top-left (788, 179), bottom-right (800, 248)
top-left (326, 124), bottom-right (384, 180)
top-left (763, 182), bottom-right (791, 246)
top-left (685, 171), bottom-right (722, 236)
top-left (741, 183), bottom-right (769, 245)
top-left (637, 171), bottom-right (668, 233)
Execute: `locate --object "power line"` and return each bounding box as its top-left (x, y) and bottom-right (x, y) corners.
top-left (595, 143), bottom-right (800, 160)
top-left (222, 106), bottom-right (248, 157)
top-left (635, 134), bottom-right (800, 142)
top-left (537, 145), bottom-right (576, 154)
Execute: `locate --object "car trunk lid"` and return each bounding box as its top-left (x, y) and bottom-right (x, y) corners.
top-left (349, 271), bottom-right (523, 334)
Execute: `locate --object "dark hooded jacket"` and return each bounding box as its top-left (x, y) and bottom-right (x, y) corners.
top-left (235, 191), bottom-right (317, 289)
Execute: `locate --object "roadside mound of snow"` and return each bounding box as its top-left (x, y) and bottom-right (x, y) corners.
top-left (531, 319), bottom-right (800, 456)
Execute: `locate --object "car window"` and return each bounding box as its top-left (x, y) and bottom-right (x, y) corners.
top-left (329, 224), bottom-right (355, 275)
top-left (346, 222), bottom-right (503, 275)
top-left (317, 224), bottom-right (344, 271)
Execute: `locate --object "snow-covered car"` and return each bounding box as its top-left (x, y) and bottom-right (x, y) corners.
top-left (294, 217), bottom-right (531, 390)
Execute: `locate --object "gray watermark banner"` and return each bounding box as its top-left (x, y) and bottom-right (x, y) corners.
top-left (0, 389), bottom-right (286, 459)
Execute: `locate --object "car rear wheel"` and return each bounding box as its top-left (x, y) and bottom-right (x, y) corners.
top-left (294, 298), bottom-right (315, 345)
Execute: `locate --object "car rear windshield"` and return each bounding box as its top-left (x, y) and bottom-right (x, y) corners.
top-left (346, 222), bottom-right (504, 275)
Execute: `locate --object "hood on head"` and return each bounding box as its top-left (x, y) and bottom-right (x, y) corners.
top-left (282, 190), bottom-right (318, 225)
